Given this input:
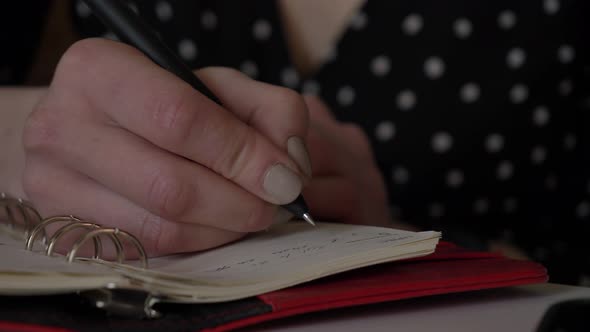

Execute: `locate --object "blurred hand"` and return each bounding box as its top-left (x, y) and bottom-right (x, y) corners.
top-left (302, 96), bottom-right (393, 227)
top-left (22, 38), bottom-right (312, 256)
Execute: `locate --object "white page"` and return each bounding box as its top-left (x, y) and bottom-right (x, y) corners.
top-left (143, 222), bottom-right (440, 284)
top-left (0, 231), bottom-right (122, 276)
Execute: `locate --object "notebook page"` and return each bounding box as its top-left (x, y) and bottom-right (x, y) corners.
top-left (144, 222), bottom-right (440, 284)
top-left (0, 230), bottom-right (123, 276)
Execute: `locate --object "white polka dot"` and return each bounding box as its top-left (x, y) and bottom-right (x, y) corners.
top-left (454, 18), bottom-right (472, 39)
top-left (564, 133), bottom-right (577, 150)
top-left (460, 82), bottom-right (480, 103)
top-left (178, 39), bottom-right (197, 61)
top-left (545, 175), bottom-right (558, 190)
top-left (402, 14), bottom-right (423, 36)
top-left (336, 86), bottom-right (356, 106)
top-left (558, 79), bottom-right (573, 96)
top-left (497, 161), bottom-right (514, 180)
top-left (392, 166), bottom-right (409, 184)
top-left (473, 198), bottom-right (489, 214)
top-left (396, 90), bottom-right (417, 111)
top-left (371, 55), bottom-right (391, 77)
top-left (424, 56), bottom-right (445, 80)
top-left (533, 106), bottom-right (550, 127)
top-left (253, 19), bottom-right (272, 41)
top-left (557, 45), bottom-right (575, 64)
top-left (446, 169), bottom-right (464, 188)
top-left (485, 133), bottom-right (504, 153)
top-left (350, 11), bottom-right (368, 30)
top-left (375, 121), bottom-right (396, 142)
top-left (576, 201), bottom-right (590, 218)
top-left (544, 0), bottom-right (560, 15)
top-left (302, 80), bottom-right (321, 95)
top-left (281, 67), bottom-right (299, 88)
top-left (155, 1), bottom-right (173, 22)
top-left (503, 197), bottom-right (518, 213)
top-left (128, 2), bottom-right (139, 14)
top-left (510, 84), bottom-right (528, 104)
top-left (240, 60), bottom-right (258, 78)
top-left (506, 48), bottom-right (526, 69)
top-left (429, 203), bottom-right (445, 218)
top-left (76, 1), bottom-right (91, 17)
top-left (531, 146), bottom-right (547, 164)
top-left (201, 10), bottom-right (218, 30)
top-left (432, 132), bottom-right (453, 153)
top-left (498, 10), bottom-right (517, 30)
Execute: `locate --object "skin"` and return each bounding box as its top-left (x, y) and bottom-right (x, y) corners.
top-left (0, 0), bottom-right (396, 257)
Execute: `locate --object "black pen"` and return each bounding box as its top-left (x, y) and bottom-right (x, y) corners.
top-left (82, 0), bottom-right (316, 226)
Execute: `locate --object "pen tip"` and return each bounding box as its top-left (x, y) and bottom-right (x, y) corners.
top-left (302, 213), bottom-right (316, 226)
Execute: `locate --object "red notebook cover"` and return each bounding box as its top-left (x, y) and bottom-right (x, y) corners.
top-left (0, 242), bottom-right (548, 332)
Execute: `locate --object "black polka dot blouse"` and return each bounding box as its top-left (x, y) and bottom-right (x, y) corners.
top-left (4, 0), bottom-right (590, 286)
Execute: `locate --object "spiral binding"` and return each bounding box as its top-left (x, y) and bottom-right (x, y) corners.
top-left (0, 192), bottom-right (148, 269)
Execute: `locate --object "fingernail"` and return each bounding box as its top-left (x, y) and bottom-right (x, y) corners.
top-left (264, 164), bottom-right (302, 204)
top-left (273, 207), bottom-right (294, 225)
top-left (287, 136), bottom-right (312, 178)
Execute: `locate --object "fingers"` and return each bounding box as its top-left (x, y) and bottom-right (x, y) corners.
top-left (197, 67), bottom-right (312, 178)
top-left (48, 39), bottom-right (307, 205)
top-left (304, 95), bottom-right (374, 162)
top-left (23, 157), bottom-right (246, 256)
top-left (26, 116), bottom-right (285, 233)
top-left (304, 95), bottom-right (336, 125)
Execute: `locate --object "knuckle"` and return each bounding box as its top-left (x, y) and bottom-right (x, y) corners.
top-left (54, 39), bottom-right (103, 79)
top-left (147, 168), bottom-right (194, 221)
top-left (137, 211), bottom-right (167, 255)
top-left (147, 87), bottom-right (196, 147)
top-left (341, 123), bottom-right (373, 157)
top-left (22, 103), bottom-right (61, 153)
top-left (21, 163), bottom-right (48, 201)
top-left (214, 126), bottom-right (256, 181)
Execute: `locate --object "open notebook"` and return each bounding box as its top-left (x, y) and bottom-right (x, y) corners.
top-left (0, 193), bottom-right (548, 331)
top-left (0, 194), bottom-right (440, 304)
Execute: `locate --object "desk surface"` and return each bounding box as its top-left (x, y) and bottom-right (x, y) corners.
top-left (246, 283), bottom-right (590, 332)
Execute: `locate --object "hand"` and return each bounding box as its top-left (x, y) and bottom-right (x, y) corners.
top-left (302, 96), bottom-right (393, 227)
top-left (22, 38), bottom-right (312, 256)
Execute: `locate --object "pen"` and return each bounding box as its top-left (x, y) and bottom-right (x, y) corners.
top-left (82, 0), bottom-right (316, 226)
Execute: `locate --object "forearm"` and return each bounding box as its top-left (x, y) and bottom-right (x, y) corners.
top-left (0, 87), bottom-right (46, 197)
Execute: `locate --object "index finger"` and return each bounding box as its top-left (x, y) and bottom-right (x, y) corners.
top-left (55, 38), bottom-right (304, 205)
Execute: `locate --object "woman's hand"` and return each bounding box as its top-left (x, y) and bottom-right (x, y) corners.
top-left (22, 38), bottom-right (312, 256)
top-left (302, 96), bottom-right (393, 227)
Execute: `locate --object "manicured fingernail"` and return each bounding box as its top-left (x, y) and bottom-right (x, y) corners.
top-left (273, 207), bottom-right (294, 225)
top-left (287, 136), bottom-right (312, 178)
top-left (264, 164), bottom-right (302, 204)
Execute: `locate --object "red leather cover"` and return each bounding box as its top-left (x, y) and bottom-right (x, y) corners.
top-left (0, 242), bottom-right (547, 332)
top-left (205, 242), bottom-right (548, 331)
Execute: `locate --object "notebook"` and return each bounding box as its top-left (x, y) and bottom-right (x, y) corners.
top-left (0, 193), bottom-right (548, 331)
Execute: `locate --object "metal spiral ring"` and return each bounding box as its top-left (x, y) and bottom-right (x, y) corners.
top-left (0, 193), bottom-right (43, 238)
top-left (0, 192), bottom-right (149, 269)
